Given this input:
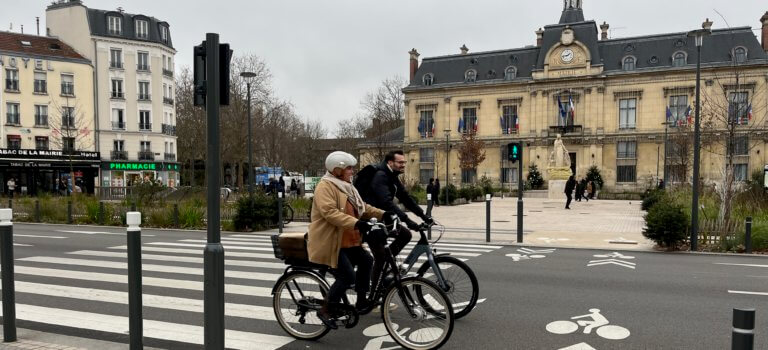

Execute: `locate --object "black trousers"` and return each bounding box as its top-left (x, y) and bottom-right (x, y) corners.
top-left (328, 246), bottom-right (372, 303)
top-left (565, 193), bottom-right (573, 208)
top-left (368, 225), bottom-right (412, 291)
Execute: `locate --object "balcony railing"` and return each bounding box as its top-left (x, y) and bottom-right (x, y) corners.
top-left (138, 151), bottom-right (154, 161)
top-left (61, 83), bottom-right (74, 96)
top-left (110, 61), bottom-right (124, 69)
top-left (164, 153), bottom-right (176, 161)
top-left (34, 80), bottom-right (47, 93)
top-left (111, 91), bottom-right (125, 99)
top-left (162, 124), bottom-right (176, 136)
top-left (138, 94), bottom-right (151, 101)
top-left (111, 150), bottom-right (128, 160)
top-left (162, 69), bottom-right (174, 78)
top-left (137, 64), bottom-right (150, 71)
top-left (548, 125), bottom-right (583, 135)
top-left (163, 97), bottom-right (174, 105)
top-left (5, 79), bottom-right (18, 91)
top-left (35, 115), bottom-right (48, 127)
top-left (112, 121), bottom-right (125, 130)
top-left (5, 113), bottom-right (20, 125)
top-left (139, 123), bottom-right (152, 131)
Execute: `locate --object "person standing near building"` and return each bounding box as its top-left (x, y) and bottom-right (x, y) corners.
top-left (586, 180), bottom-right (593, 202)
top-left (426, 178), bottom-right (435, 204)
top-left (565, 175), bottom-right (576, 209)
top-left (6, 178), bottom-right (16, 198)
top-left (278, 176), bottom-right (286, 196)
top-left (433, 178), bottom-right (441, 206)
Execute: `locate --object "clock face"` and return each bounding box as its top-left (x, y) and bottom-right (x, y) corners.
top-left (561, 49), bottom-right (574, 63)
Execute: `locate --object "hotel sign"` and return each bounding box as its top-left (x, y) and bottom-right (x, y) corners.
top-left (0, 148), bottom-right (100, 160)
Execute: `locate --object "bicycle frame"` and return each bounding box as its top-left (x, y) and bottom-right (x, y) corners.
top-left (398, 228), bottom-right (450, 290)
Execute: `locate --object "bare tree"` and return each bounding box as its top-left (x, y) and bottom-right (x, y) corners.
top-left (665, 123), bottom-right (693, 183)
top-left (48, 97), bottom-right (94, 194)
top-left (457, 131), bottom-right (486, 184)
top-left (175, 67), bottom-right (207, 186)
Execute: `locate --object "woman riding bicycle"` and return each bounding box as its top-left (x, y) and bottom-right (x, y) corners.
top-left (307, 151), bottom-right (388, 329)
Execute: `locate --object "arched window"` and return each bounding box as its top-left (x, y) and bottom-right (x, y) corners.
top-left (672, 52), bottom-right (686, 67)
top-left (504, 66), bottom-right (517, 80)
top-left (622, 56), bottom-right (636, 71)
top-left (465, 69), bottom-right (477, 83)
top-left (422, 73), bottom-right (434, 86)
top-left (734, 47), bottom-right (747, 64)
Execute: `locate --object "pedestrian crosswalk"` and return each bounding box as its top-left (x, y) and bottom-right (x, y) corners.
top-left (8, 231), bottom-right (502, 349)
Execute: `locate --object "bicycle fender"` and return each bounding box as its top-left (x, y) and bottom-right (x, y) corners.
top-left (435, 252), bottom-right (451, 257)
top-left (271, 269), bottom-right (329, 295)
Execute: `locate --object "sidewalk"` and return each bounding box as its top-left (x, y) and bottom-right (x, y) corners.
top-left (280, 197), bottom-right (654, 251)
top-left (0, 328), bottom-right (163, 350)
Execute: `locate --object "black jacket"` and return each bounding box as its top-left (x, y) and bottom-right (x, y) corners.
top-left (363, 164), bottom-right (426, 222)
top-left (564, 178), bottom-right (577, 194)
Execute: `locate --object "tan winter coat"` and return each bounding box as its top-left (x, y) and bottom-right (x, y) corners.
top-left (307, 179), bottom-right (384, 268)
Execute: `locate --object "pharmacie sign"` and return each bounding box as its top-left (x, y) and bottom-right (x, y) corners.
top-left (108, 162), bottom-right (157, 170)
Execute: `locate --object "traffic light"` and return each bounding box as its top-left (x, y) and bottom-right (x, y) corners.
top-left (193, 40), bottom-right (233, 106)
top-left (507, 142), bottom-right (522, 163)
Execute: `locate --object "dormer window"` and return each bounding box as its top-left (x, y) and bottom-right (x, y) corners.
top-left (135, 19), bottom-right (148, 39)
top-left (464, 69), bottom-right (477, 83)
top-left (622, 56), bottom-right (636, 71)
top-left (672, 52), bottom-right (686, 67)
top-left (20, 41), bottom-right (31, 47)
top-left (159, 25), bottom-right (169, 43)
top-left (733, 47), bottom-right (747, 64)
top-left (504, 66), bottom-right (517, 80)
top-left (108, 16), bottom-right (122, 35)
top-left (422, 73), bottom-right (434, 86)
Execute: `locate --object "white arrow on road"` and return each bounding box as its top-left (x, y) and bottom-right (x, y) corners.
top-left (587, 259), bottom-right (636, 269)
top-left (558, 342), bottom-right (596, 350)
top-left (518, 247), bottom-right (556, 254)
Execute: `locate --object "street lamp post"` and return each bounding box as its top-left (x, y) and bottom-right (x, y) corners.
top-left (661, 121), bottom-right (671, 186)
top-left (687, 23), bottom-right (712, 252)
top-left (239, 72), bottom-right (257, 196)
top-left (444, 129), bottom-right (451, 205)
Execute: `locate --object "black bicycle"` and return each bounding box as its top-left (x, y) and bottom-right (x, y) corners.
top-left (271, 218), bottom-right (455, 349)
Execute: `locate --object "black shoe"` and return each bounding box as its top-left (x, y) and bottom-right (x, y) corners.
top-left (317, 306), bottom-right (338, 330)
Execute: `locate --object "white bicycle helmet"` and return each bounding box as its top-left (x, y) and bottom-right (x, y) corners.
top-left (325, 151), bottom-right (357, 172)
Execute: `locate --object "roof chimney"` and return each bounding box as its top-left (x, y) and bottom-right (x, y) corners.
top-left (535, 28), bottom-right (544, 46)
top-left (20, 25), bottom-right (23, 34)
top-left (409, 48), bottom-right (420, 81)
top-left (36, 17), bottom-right (40, 36)
top-left (117, 7), bottom-right (124, 13)
top-left (460, 44), bottom-right (469, 55)
top-left (600, 22), bottom-right (609, 40)
top-left (702, 18), bottom-right (713, 31)
top-left (761, 12), bottom-right (768, 52)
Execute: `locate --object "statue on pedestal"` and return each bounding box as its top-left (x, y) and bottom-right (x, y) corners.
top-left (547, 134), bottom-right (572, 180)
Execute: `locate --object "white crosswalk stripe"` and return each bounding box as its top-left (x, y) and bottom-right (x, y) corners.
top-left (9, 232), bottom-right (501, 348)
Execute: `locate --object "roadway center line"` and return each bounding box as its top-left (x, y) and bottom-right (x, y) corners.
top-left (714, 263), bottom-right (768, 268)
top-left (728, 290), bottom-right (768, 296)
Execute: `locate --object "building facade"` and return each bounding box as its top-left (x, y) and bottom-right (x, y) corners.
top-left (46, 0), bottom-right (179, 188)
top-left (403, 1), bottom-right (768, 191)
top-left (0, 31), bottom-right (99, 196)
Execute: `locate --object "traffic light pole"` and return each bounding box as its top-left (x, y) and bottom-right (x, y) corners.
top-left (516, 145), bottom-right (523, 243)
top-left (202, 33), bottom-right (225, 350)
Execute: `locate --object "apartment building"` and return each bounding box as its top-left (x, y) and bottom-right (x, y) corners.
top-left (0, 31), bottom-right (98, 195)
top-left (46, 0), bottom-right (178, 188)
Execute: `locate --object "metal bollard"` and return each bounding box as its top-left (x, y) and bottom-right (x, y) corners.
top-left (131, 202), bottom-right (137, 212)
top-left (426, 194), bottom-right (433, 240)
top-left (99, 202), bottom-right (105, 225)
top-left (67, 200), bottom-right (73, 224)
top-left (732, 308), bottom-right (755, 350)
top-left (126, 212), bottom-right (143, 349)
top-left (0, 209), bottom-right (16, 342)
top-left (278, 192), bottom-right (284, 234)
top-left (35, 200), bottom-right (41, 223)
top-left (173, 203), bottom-right (180, 228)
top-left (7, 199), bottom-right (11, 210)
top-left (486, 194), bottom-right (491, 243)
top-left (745, 217), bottom-right (752, 254)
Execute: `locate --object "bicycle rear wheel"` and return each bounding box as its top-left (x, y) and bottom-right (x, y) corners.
top-left (283, 205), bottom-right (294, 225)
top-left (381, 277), bottom-right (454, 350)
top-left (417, 255), bottom-right (479, 319)
top-left (272, 271), bottom-right (330, 340)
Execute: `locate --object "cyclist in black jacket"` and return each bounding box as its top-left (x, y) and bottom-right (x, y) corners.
top-left (361, 150), bottom-right (433, 292)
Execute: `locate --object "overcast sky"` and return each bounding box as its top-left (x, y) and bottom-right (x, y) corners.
top-left (3, 1), bottom-right (766, 135)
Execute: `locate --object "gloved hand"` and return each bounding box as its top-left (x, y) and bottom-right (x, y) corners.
top-left (403, 217), bottom-right (421, 231)
top-left (382, 211), bottom-right (398, 225)
top-left (355, 219), bottom-right (372, 236)
top-left (423, 216), bottom-right (434, 226)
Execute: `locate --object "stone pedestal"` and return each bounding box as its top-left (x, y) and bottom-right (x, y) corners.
top-left (548, 180), bottom-right (566, 200)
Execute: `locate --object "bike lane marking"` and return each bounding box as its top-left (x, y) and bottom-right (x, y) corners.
top-left (546, 308), bottom-right (630, 349)
top-left (587, 252), bottom-right (636, 269)
top-left (506, 247), bottom-right (556, 261)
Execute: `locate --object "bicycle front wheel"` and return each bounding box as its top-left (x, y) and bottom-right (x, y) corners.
top-left (283, 205), bottom-right (294, 225)
top-left (381, 277), bottom-right (454, 350)
top-left (416, 255), bottom-right (479, 319)
top-left (272, 271), bottom-right (330, 340)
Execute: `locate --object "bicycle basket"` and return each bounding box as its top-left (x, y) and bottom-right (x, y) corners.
top-left (270, 234), bottom-right (285, 260)
top-left (272, 232), bottom-right (309, 262)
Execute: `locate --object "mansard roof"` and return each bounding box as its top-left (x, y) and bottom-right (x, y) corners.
top-left (86, 8), bottom-right (174, 49)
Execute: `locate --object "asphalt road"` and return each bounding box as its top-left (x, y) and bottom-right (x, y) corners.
top-left (3, 223), bottom-right (767, 349)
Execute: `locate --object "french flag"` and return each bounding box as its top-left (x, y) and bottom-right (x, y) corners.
top-left (458, 117), bottom-right (464, 133)
top-left (747, 104), bottom-right (753, 122)
top-left (430, 119), bottom-right (436, 136)
top-left (685, 106), bottom-right (693, 125)
top-left (514, 114), bottom-right (519, 131)
top-left (568, 95), bottom-right (575, 124)
top-left (665, 106), bottom-right (673, 124)
top-left (473, 117), bottom-right (478, 133)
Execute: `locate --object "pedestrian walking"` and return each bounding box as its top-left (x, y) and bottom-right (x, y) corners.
top-left (575, 178), bottom-right (584, 202)
top-left (588, 180), bottom-right (597, 199)
top-left (586, 180), bottom-right (593, 202)
top-left (433, 179), bottom-right (441, 206)
top-left (290, 179), bottom-right (298, 197)
top-left (278, 176), bottom-right (286, 195)
top-left (579, 178), bottom-right (588, 202)
top-left (564, 175), bottom-right (576, 209)
top-left (426, 178), bottom-right (435, 204)
top-left (6, 178), bottom-right (16, 198)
